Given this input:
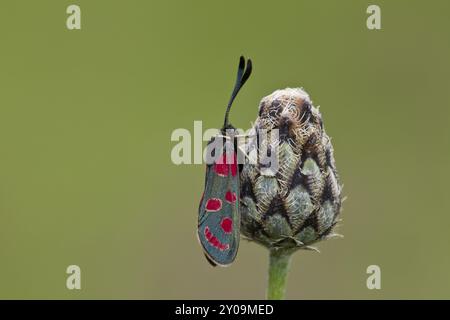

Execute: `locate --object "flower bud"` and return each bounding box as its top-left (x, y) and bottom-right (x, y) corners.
top-left (240, 88), bottom-right (342, 251)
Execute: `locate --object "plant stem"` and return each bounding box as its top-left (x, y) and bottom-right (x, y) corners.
top-left (267, 248), bottom-right (293, 300)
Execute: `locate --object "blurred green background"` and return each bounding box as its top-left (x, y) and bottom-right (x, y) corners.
top-left (0, 0), bottom-right (449, 299)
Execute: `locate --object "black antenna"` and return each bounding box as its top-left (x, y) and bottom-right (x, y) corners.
top-left (223, 56), bottom-right (252, 128)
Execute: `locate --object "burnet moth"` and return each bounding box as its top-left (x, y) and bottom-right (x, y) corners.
top-left (197, 56), bottom-right (252, 266)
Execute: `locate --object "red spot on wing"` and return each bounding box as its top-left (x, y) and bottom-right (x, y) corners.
top-left (211, 236), bottom-right (219, 247)
top-left (225, 191), bottom-right (237, 203)
top-left (214, 157), bottom-right (228, 176)
top-left (204, 226), bottom-right (230, 251)
top-left (214, 153), bottom-right (238, 177)
top-left (205, 198), bottom-right (222, 212)
top-left (220, 217), bottom-right (233, 234)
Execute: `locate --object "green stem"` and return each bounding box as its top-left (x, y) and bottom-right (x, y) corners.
top-left (267, 248), bottom-right (293, 300)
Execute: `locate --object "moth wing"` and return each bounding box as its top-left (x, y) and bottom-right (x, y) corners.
top-left (198, 140), bottom-right (240, 266)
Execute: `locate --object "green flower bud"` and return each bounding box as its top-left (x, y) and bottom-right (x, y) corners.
top-left (240, 88), bottom-right (342, 252)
